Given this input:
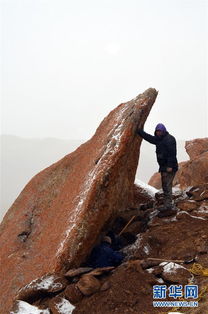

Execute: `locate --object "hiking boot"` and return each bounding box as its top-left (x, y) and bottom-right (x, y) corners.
top-left (157, 208), bottom-right (177, 218)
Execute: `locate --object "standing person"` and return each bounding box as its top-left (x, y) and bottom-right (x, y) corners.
top-left (137, 123), bottom-right (178, 216)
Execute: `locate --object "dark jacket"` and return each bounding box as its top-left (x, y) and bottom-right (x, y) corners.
top-left (88, 242), bottom-right (124, 268)
top-left (137, 129), bottom-right (178, 172)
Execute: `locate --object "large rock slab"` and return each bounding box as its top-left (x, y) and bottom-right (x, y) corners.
top-left (0, 88), bottom-right (157, 313)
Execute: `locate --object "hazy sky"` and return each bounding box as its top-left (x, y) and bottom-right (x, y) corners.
top-left (1, 0), bottom-right (208, 141)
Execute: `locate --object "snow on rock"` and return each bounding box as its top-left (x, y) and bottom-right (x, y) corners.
top-left (135, 179), bottom-right (158, 198)
top-left (160, 262), bottom-right (185, 274)
top-left (26, 275), bottom-right (62, 291)
top-left (160, 262), bottom-right (192, 284)
top-left (17, 274), bottom-right (68, 301)
top-left (55, 298), bottom-right (75, 314)
top-left (10, 300), bottom-right (50, 314)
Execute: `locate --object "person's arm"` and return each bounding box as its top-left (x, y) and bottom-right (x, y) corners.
top-left (137, 129), bottom-right (158, 145)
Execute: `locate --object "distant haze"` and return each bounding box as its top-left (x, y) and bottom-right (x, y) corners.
top-left (0, 135), bottom-right (189, 221)
top-left (1, 0), bottom-right (207, 142)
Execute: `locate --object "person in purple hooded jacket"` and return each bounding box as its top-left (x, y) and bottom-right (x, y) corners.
top-left (137, 124), bottom-right (178, 215)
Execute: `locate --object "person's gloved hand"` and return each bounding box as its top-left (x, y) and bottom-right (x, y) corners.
top-left (137, 128), bottom-right (143, 135)
top-left (167, 167), bottom-right (173, 172)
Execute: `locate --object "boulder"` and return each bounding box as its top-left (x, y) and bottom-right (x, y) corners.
top-left (0, 88), bottom-right (158, 313)
top-left (176, 200), bottom-right (198, 212)
top-left (160, 262), bottom-right (192, 284)
top-left (65, 267), bottom-right (93, 278)
top-left (76, 275), bottom-right (101, 296)
top-left (16, 273), bottom-right (68, 302)
top-left (186, 184), bottom-right (208, 201)
top-left (63, 284), bottom-right (84, 304)
top-left (88, 266), bottom-right (115, 276)
top-left (132, 180), bottom-right (158, 206)
top-left (185, 138), bottom-right (208, 160)
top-left (148, 172), bottom-right (161, 189)
top-left (176, 152), bottom-right (208, 189)
top-left (100, 280), bottom-right (111, 291)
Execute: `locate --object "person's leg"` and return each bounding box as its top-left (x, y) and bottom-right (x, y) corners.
top-left (161, 171), bottom-right (176, 209)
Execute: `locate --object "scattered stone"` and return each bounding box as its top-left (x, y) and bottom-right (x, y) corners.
top-left (88, 266), bottom-right (115, 276)
top-left (185, 138), bottom-right (208, 160)
top-left (100, 281), bottom-right (111, 291)
top-left (76, 275), bottom-right (101, 296)
top-left (141, 259), bottom-right (161, 269)
top-left (63, 284), bottom-right (84, 304)
top-left (160, 262), bottom-right (192, 284)
top-left (187, 184), bottom-right (208, 201)
top-left (16, 273), bottom-right (68, 302)
top-left (65, 267), bottom-right (93, 278)
top-left (176, 200), bottom-right (198, 212)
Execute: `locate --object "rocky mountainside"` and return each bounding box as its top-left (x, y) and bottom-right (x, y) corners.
top-left (0, 88), bottom-right (158, 313)
top-left (10, 184), bottom-right (208, 314)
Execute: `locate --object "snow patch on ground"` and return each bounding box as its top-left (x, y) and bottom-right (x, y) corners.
top-left (160, 262), bottom-right (185, 274)
top-left (55, 298), bottom-right (75, 314)
top-left (135, 179), bottom-right (158, 198)
top-left (10, 301), bottom-right (50, 314)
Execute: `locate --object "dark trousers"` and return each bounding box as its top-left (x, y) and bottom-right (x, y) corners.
top-left (161, 171), bottom-right (176, 209)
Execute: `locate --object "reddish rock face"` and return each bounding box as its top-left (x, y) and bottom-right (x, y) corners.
top-left (148, 172), bottom-right (161, 189)
top-left (176, 152), bottom-right (208, 189)
top-left (185, 137), bottom-right (208, 160)
top-left (0, 88), bottom-right (157, 313)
